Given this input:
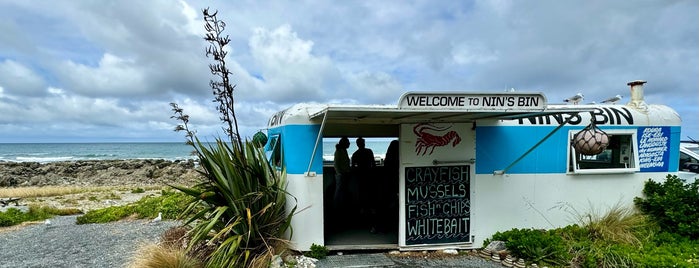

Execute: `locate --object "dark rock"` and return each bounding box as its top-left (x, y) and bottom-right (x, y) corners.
top-left (0, 160), bottom-right (201, 187)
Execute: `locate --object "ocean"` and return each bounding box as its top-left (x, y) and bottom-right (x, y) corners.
top-left (0, 138), bottom-right (394, 163)
top-left (0, 143), bottom-right (196, 163)
top-left (321, 138), bottom-right (394, 160)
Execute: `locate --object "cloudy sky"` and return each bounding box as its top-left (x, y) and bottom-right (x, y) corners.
top-left (0, 0), bottom-right (696, 143)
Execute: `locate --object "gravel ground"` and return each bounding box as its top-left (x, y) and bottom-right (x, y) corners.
top-left (0, 215), bottom-right (501, 268)
top-left (316, 252), bottom-right (506, 268)
top-left (0, 215), bottom-right (178, 268)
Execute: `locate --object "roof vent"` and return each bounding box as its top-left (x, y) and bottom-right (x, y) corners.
top-left (626, 80), bottom-right (648, 112)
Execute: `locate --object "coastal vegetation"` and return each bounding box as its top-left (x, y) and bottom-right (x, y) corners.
top-left (162, 7), bottom-right (297, 268)
top-left (0, 205), bottom-right (80, 227)
top-left (76, 190), bottom-right (191, 224)
top-left (485, 175), bottom-right (699, 267)
top-left (0, 186), bottom-right (124, 198)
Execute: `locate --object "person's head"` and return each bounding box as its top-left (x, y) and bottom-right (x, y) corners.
top-left (388, 140), bottom-right (398, 152)
top-left (339, 136), bottom-right (350, 149)
top-left (356, 137), bottom-right (365, 149)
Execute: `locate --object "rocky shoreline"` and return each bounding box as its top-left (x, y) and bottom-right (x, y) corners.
top-left (0, 159), bottom-right (201, 187)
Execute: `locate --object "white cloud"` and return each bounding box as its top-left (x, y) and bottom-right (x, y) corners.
top-left (451, 42), bottom-right (499, 65)
top-left (57, 54), bottom-right (146, 96)
top-left (0, 60), bottom-right (46, 96)
top-left (346, 71), bottom-right (404, 104)
top-left (0, 0), bottom-right (695, 142)
top-left (246, 24), bottom-right (342, 102)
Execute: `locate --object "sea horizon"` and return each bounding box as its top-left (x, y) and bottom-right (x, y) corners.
top-left (0, 139), bottom-right (393, 163)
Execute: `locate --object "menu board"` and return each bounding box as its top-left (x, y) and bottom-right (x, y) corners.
top-left (638, 127), bottom-right (670, 172)
top-left (405, 165), bottom-right (471, 245)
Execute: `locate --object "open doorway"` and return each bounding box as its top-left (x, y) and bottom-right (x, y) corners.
top-left (322, 137), bottom-right (400, 248)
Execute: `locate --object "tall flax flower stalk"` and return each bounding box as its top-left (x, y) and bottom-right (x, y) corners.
top-left (204, 8), bottom-right (243, 149)
top-left (168, 8), bottom-right (295, 268)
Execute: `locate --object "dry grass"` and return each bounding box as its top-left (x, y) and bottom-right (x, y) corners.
top-left (0, 185), bottom-right (162, 198)
top-left (575, 202), bottom-right (649, 246)
top-left (128, 243), bottom-right (204, 268)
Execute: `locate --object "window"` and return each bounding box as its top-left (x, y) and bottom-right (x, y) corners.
top-left (266, 134), bottom-right (282, 169)
top-left (568, 129), bottom-right (639, 174)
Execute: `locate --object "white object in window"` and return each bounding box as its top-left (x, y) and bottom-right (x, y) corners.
top-left (568, 129), bottom-right (639, 174)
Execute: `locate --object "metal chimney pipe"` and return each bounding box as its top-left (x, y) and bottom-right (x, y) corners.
top-left (626, 80), bottom-right (648, 111)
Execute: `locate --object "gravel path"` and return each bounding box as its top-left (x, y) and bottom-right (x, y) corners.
top-left (316, 252), bottom-right (506, 268)
top-left (1, 215), bottom-right (503, 268)
top-left (0, 215), bottom-right (178, 268)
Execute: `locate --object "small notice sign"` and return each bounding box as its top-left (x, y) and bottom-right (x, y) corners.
top-left (398, 92), bottom-right (546, 111)
top-left (638, 127), bottom-right (670, 171)
top-left (405, 165), bottom-right (471, 245)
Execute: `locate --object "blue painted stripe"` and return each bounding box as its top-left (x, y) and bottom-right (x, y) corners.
top-left (267, 124), bottom-right (323, 174)
top-left (475, 125), bottom-right (681, 174)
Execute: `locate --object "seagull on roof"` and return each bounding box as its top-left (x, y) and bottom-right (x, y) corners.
top-left (601, 95), bottom-right (623, 104)
top-left (564, 93), bottom-right (584, 104)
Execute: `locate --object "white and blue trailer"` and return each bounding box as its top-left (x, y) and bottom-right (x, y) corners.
top-left (264, 80), bottom-right (683, 251)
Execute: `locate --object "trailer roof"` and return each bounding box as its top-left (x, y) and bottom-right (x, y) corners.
top-left (310, 105), bottom-right (592, 122)
top-left (309, 105), bottom-right (594, 137)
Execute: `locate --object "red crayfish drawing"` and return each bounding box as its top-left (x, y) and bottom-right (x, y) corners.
top-left (413, 123), bottom-right (462, 155)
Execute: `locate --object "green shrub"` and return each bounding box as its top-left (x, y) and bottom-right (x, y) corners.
top-left (76, 191), bottom-right (191, 224)
top-left (634, 175), bottom-right (699, 239)
top-left (131, 187), bottom-right (146, 193)
top-left (0, 205), bottom-right (79, 227)
top-left (305, 243), bottom-right (329, 259)
top-left (0, 208), bottom-right (32, 227)
top-left (76, 205), bottom-right (135, 224)
top-left (490, 228), bottom-right (570, 266)
top-left (624, 232), bottom-right (699, 268)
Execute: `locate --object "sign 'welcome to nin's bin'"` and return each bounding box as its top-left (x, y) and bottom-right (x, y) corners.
top-left (399, 92), bottom-right (547, 111)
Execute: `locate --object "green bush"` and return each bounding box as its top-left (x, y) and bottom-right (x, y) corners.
top-left (634, 175), bottom-right (699, 239)
top-left (76, 205), bottom-right (136, 224)
top-left (0, 208), bottom-right (33, 227)
top-left (76, 191), bottom-right (191, 224)
top-left (623, 232), bottom-right (699, 268)
top-left (305, 243), bottom-right (329, 259)
top-left (131, 187), bottom-right (146, 193)
top-left (0, 206), bottom-right (79, 227)
top-left (490, 228), bottom-right (570, 266)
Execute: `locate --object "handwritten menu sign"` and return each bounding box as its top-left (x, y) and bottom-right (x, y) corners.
top-left (405, 165), bottom-right (471, 245)
top-left (638, 127), bottom-right (670, 172)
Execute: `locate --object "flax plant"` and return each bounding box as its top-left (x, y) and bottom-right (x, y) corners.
top-left (170, 139), bottom-right (294, 267)
top-left (167, 7), bottom-right (296, 268)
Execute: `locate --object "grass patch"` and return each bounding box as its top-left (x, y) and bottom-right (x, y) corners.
top-left (127, 242), bottom-right (204, 268)
top-left (0, 185), bottom-right (164, 199)
top-left (0, 186), bottom-right (115, 198)
top-left (76, 190), bottom-right (192, 224)
top-left (0, 205), bottom-right (82, 227)
top-left (486, 201), bottom-right (699, 267)
top-left (103, 192), bottom-right (122, 200)
top-left (574, 203), bottom-right (650, 246)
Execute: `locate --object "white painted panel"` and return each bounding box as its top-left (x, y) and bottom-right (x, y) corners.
top-left (286, 173), bottom-right (325, 250)
top-left (468, 172), bottom-right (668, 248)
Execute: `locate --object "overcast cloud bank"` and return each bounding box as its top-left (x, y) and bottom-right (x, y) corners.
top-left (0, 0), bottom-right (696, 142)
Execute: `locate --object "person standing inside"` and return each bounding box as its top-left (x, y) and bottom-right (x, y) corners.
top-left (351, 137), bottom-right (377, 231)
top-left (333, 137), bottom-right (351, 212)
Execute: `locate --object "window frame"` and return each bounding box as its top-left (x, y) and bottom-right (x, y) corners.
top-left (568, 129), bottom-right (640, 174)
top-left (267, 134), bottom-right (283, 170)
